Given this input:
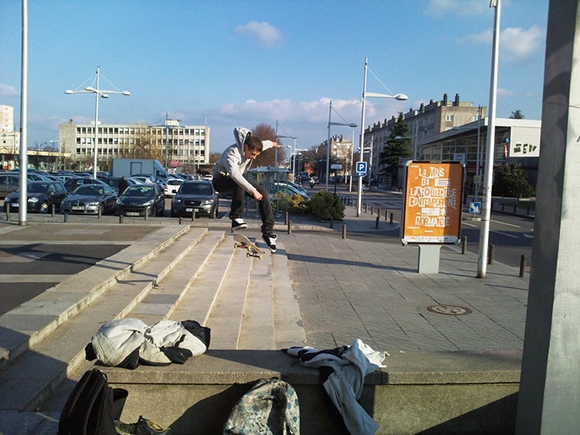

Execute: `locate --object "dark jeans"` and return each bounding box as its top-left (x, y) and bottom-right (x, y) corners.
top-left (212, 175), bottom-right (275, 235)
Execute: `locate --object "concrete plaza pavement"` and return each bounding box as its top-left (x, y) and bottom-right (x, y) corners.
top-left (275, 190), bottom-right (529, 355)
top-left (0, 187), bottom-right (530, 357)
top-left (0, 186), bottom-right (532, 434)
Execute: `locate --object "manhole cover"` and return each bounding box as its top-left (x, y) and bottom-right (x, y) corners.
top-left (427, 304), bottom-right (472, 315)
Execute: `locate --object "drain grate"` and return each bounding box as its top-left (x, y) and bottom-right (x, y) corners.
top-left (427, 304), bottom-right (472, 315)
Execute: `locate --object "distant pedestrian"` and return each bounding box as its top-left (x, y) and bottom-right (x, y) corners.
top-left (118, 176), bottom-right (128, 194)
top-left (212, 127), bottom-right (281, 252)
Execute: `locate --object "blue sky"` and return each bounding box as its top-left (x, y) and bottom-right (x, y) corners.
top-left (1, 0), bottom-right (548, 154)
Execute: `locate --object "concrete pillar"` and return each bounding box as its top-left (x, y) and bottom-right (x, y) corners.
top-left (516, 1), bottom-right (580, 433)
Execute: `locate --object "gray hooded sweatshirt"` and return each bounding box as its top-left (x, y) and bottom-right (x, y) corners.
top-left (213, 127), bottom-right (275, 195)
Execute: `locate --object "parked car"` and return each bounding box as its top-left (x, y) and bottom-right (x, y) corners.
top-left (115, 184), bottom-right (165, 217)
top-left (126, 176), bottom-right (155, 185)
top-left (60, 184), bottom-right (118, 215)
top-left (0, 174), bottom-right (20, 198)
top-left (171, 180), bottom-right (219, 218)
top-left (4, 181), bottom-right (68, 213)
top-left (97, 175), bottom-right (138, 193)
top-left (272, 182), bottom-right (310, 200)
top-left (64, 177), bottom-right (109, 194)
top-left (164, 178), bottom-right (184, 197)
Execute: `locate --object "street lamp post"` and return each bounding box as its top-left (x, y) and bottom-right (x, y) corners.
top-left (326, 100), bottom-right (357, 190)
top-left (357, 58), bottom-right (408, 216)
top-left (477, 0), bottom-right (501, 279)
top-left (276, 134), bottom-right (296, 171)
top-left (65, 66), bottom-right (130, 179)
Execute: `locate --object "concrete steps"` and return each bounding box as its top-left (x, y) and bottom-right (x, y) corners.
top-left (0, 227), bottom-right (306, 434)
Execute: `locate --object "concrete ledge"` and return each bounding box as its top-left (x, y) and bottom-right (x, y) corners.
top-left (98, 349), bottom-right (521, 435)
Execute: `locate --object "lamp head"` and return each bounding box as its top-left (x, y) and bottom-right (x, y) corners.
top-left (121, 91), bottom-right (131, 96)
top-left (85, 86), bottom-right (96, 92)
top-left (394, 93), bottom-right (409, 101)
top-left (64, 90), bottom-right (74, 94)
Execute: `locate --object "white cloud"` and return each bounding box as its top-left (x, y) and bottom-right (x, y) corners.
top-left (235, 21), bottom-right (282, 48)
top-left (426, 0), bottom-right (490, 17)
top-left (501, 26), bottom-right (543, 63)
top-left (498, 88), bottom-right (515, 97)
top-left (459, 26), bottom-right (544, 63)
top-left (0, 83), bottom-right (18, 97)
top-left (201, 97), bottom-right (407, 153)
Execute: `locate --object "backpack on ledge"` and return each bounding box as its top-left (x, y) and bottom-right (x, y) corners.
top-left (58, 369), bottom-right (128, 435)
top-left (223, 378), bottom-right (300, 435)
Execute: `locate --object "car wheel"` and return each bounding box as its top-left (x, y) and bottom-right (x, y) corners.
top-left (39, 201), bottom-right (49, 214)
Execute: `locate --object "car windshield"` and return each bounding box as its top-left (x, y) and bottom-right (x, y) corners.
top-left (125, 186), bottom-right (154, 196)
top-left (28, 183), bottom-right (51, 193)
top-left (181, 184), bottom-right (212, 195)
top-left (74, 185), bottom-right (105, 196)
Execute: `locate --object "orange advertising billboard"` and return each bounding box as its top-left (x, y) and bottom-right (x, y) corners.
top-left (401, 161), bottom-right (464, 244)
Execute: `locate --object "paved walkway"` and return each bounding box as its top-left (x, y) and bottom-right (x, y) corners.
top-left (0, 188), bottom-right (530, 358)
top-left (270, 193), bottom-right (529, 356)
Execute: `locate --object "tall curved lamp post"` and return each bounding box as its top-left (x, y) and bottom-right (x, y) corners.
top-left (326, 100), bottom-right (357, 190)
top-left (276, 134), bottom-right (296, 171)
top-left (357, 58), bottom-right (408, 216)
top-left (65, 66), bottom-right (130, 178)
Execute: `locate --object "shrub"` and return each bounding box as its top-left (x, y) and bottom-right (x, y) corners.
top-left (493, 164), bottom-right (535, 198)
top-left (308, 190), bottom-right (345, 220)
top-left (272, 192), bottom-right (309, 214)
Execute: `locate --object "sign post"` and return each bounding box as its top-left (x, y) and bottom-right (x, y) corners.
top-left (401, 161), bottom-right (464, 273)
top-left (355, 161), bottom-right (368, 216)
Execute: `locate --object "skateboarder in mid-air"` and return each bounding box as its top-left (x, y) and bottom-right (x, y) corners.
top-left (212, 127), bottom-right (281, 252)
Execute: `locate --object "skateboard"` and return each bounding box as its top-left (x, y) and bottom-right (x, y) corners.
top-left (233, 234), bottom-right (264, 259)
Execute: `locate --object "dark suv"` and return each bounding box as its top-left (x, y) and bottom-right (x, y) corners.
top-left (170, 180), bottom-right (219, 218)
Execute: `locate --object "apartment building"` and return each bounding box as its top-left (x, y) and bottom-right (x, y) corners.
top-left (364, 93), bottom-right (486, 175)
top-left (0, 105), bottom-right (20, 170)
top-left (59, 119), bottom-right (210, 173)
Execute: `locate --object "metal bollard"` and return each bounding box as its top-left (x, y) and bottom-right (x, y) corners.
top-left (370, 206), bottom-right (374, 215)
top-left (389, 212), bottom-right (394, 224)
top-left (191, 211), bottom-right (195, 222)
top-left (488, 244), bottom-right (495, 265)
top-left (5, 203), bottom-right (10, 221)
top-left (375, 216), bottom-right (380, 229)
top-left (97, 206), bottom-right (101, 219)
top-left (462, 236), bottom-right (468, 254)
top-left (330, 216), bottom-right (334, 229)
top-left (519, 254), bottom-right (527, 277)
top-left (287, 219), bottom-right (292, 234)
top-left (64, 213), bottom-right (68, 223)
top-left (52, 204), bottom-right (56, 217)
top-left (385, 209), bottom-right (388, 221)
top-left (145, 210), bottom-right (148, 221)
top-left (179, 217), bottom-right (183, 225)
top-left (342, 224), bottom-right (347, 239)
top-left (119, 215), bottom-right (124, 224)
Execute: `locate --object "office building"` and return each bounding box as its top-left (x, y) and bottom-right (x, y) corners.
top-left (59, 119), bottom-right (210, 173)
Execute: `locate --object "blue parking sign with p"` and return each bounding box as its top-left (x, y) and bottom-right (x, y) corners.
top-left (356, 161), bottom-right (367, 176)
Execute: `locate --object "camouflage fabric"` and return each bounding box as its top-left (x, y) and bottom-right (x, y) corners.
top-left (223, 378), bottom-right (300, 435)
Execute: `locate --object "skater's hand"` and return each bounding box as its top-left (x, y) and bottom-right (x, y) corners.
top-left (253, 190), bottom-right (263, 201)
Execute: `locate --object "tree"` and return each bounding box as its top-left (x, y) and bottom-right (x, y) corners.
top-left (378, 113), bottom-right (412, 186)
top-left (509, 110), bottom-right (525, 119)
top-left (493, 163), bottom-right (535, 198)
top-left (252, 123), bottom-right (286, 167)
